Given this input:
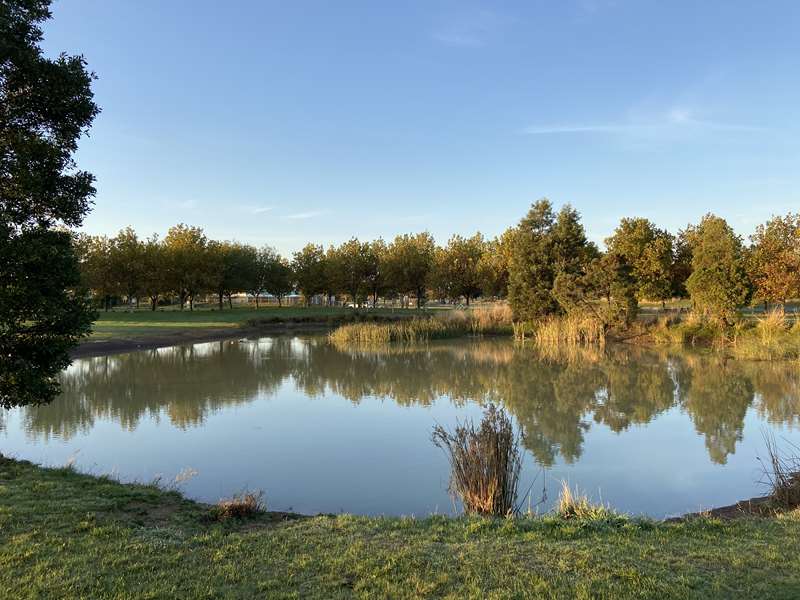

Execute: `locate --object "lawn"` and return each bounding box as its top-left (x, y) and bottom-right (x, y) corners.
top-left (1, 456), bottom-right (799, 599)
top-left (89, 306), bottom-right (421, 340)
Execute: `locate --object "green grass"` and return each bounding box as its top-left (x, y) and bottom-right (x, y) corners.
top-left (2, 456), bottom-right (800, 598)
top-left (89, 306), bottom-right (421, 340)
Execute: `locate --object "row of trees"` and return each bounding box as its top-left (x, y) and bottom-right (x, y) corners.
top-left (77, 203), bottom-right (800, 322)
top-left (506, 200), bottom-right (800, 324)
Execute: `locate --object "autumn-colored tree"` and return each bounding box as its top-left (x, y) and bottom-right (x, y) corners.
top-left (748, 214), bottom-right (800, 309)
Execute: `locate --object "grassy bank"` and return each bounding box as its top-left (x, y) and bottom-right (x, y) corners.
top-left (2, 456), bottom-right (800, 598)
top-left (329, 305), bottom-right (513, 346)
top-left (87, 306), bottom-right (419, 341)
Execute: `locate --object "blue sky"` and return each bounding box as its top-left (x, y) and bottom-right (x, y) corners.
top-left (43, 0), bottom-right (800, 254)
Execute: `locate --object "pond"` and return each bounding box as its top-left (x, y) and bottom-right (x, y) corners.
top-left (2, 335), bottom-right (799, 518)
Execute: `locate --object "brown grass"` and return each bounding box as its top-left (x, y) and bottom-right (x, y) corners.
top-left (432, 404), bottom-right (523, 516)
top-left (210, 490), bottom-right (266, 520)
top-left (533, 313), bottom-right (606, 347)
top-left (759, 432), bottom-right (800, 510)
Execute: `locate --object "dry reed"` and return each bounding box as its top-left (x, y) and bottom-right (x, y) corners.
top-left (533, 313), bottom-right (606, 348)
top-left (211, 490), bottom-right (266, 520)
top-left (758, 431), bottom-right (800, 509)
top-left (432, 404), bottom-right (522, 516)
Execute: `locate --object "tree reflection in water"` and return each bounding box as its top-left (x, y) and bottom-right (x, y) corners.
top-left (14, 336), bottom-right (800, 466)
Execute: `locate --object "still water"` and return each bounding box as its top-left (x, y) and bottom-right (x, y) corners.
top-left (2, 335), bottom-right (799, 518)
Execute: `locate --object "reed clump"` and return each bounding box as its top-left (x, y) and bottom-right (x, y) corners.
top-left (210, 490), bottom-right (266, 521)
top-left (759, 433), bottom-right (800, 510)
top-left (432, 404), bottom-right (522, 516)
top-left (329, 304), bottom-right (513, 346)
top-left (533, 313), bottom-right (606, 347)
top-left (731, 310), bottom-right (800, 360)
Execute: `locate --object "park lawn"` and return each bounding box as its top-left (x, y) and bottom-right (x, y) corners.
top-left (1, 456), bottom-right (800, 599)
top-left (89, 306), bottom-right (420, 340)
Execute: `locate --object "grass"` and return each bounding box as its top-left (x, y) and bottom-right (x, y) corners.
top-left (4, 456), bottom-right (800, 598)
top-left (329, 306), bottom-right (513, 346)
top-left (88, 306), bottom-right (420, 341)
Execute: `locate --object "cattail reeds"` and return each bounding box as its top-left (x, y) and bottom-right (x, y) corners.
top-left (432, 404), bottom-right (523, 516)
top-left (533, 313), bottom-right (606, 348)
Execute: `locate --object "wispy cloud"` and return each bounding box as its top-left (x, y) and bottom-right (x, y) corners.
top-left (282, 210), bottom-right (327, 220)
top-left (432, 10), bottom-right (510, 48)
top-left (251, 206), bottom-right (273, 214)
top-left (522, 108), bottom-right (765, 138)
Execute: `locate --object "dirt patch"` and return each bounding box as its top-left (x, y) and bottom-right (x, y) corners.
top-left (668, 496), bottom-right (775, 522)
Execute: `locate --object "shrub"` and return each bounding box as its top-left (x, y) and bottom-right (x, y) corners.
top-left (432, 404), bottom-right (523, 516)
top-left (210, 490), bottom-right (266, 521)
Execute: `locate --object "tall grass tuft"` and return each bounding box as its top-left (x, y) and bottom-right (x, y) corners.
top-left (555, 481), bottom-right (617, 521)
top-left (758, 432), bottom-right (800, 509)
top-left (210, 490), bottom-right (266, 521)
top-left (533, 313), bottom-right (606, 347)
top-left (432, 404), bottom-right (523, 516)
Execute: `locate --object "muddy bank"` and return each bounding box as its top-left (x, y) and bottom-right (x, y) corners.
top-left (71, 322), bottom-right (334, 359)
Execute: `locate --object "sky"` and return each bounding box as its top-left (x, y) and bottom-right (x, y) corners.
top-left (42, 0), bottom-right (800, 254)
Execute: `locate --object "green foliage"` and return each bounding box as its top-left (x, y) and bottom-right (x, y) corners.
top-left (605, 217), bottom-right (674, 303)
top-left (430, 233), bottom-right (485, 305)
top-left (162, 224), bottom-right (213, 310)
top-left (0, 0), bottom-right (99, 408)
top-left (507, 199), bottom-right (596, 321)
top-left (384, 232), bottom-right (436, 308)
top-left (291, 243), bottom-right (326, 304)
top-left (685, 214), bottom-right (752, 323)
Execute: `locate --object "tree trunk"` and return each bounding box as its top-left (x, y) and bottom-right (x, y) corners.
top-left (466, 296), bottom-right (470, 307)
top-left (218, 291), bottom-right (224, 310)
top-left (150, 296), bottom-right (157, 311)
top-left (228, 295), bottom-right (233, 309)
top-left (255, 295), bottom-right (259, 309)
top-left (189, 296), bottom-right (194, 311)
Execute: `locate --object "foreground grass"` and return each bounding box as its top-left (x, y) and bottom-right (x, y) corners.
top-left (2, 457), bottom-right (800, 598)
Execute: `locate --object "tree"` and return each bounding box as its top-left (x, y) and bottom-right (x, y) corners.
top-left (263, 253), bottom-right (293, 306)
top-left (140, 234), bottom-right (166, 311)
top-left (507, 199), bottom-right (596, 321)
top-left (331, 238), bottom-right (372, 308)
top-left (432, 233), bottom-right (485, 305)
top-left (364, 239), bottom-right (387, 307)
top-left (685, 214), bottom-right (751, 323)
top-left (76, 234), bottom-right (115, 311)
top-left (671, 227), bottom-right (694, 298)
top-left (384, 232), bottom-right (436, 309)
top-left (748, 214), bottom-right (800, 309)
top-left (109, 227), bottom-right (145, 309)
top-left (208, 241), bottom-right (258, 309)
top-left (292, 243), bottom-right (326, 305)
top-left (163, 224), bottom-right (211, 310)
top-left (605, 218), bottom-right (674, 306)
top-left (477, 230), bottom-right (513, 299)
top-left (1, 0), bottom-right (99, 408)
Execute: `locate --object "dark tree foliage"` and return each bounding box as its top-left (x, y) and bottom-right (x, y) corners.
top-left (1, 0), bottom-right (99, 408)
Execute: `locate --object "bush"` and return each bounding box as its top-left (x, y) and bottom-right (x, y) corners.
top-left (432, 405), bottom-right (523, 516)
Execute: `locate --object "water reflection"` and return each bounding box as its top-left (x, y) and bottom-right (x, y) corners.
top-left (15, 337), bottom-right (800, 467)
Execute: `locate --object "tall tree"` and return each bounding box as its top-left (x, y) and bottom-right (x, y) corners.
top-left (1, 0), bottom-right (100, 408)
top-left (76, 234), bottom-right (115, 311)
top-left (433, 233), bottom-right (485, 305)
top-left (263, 252), bottom-right (293, 306)
top-left (385, 232), bottom-right (436, 309)
top-left (748, 213), bottom-right (800, 309)
top-left (109, 227), bottom-right (145, 310)
top-left (163, 224), bottom-right (211, 310)
top-left (507, 199), bottom-right (595, 321)
top-left (140, 234), bottom-right (166, 311)
top-left (477, 230), bottom-right (513, 299)
top-left (208, 241), bottom-right (258, 309)
top-left (292, 243), bottom-right (326, 305)
top-left (332, 238), bottom-right (372, 308)
top-left (685, 214), bottom-right (751, 323)
top-left (605, 218), bottom-right (674, 306)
